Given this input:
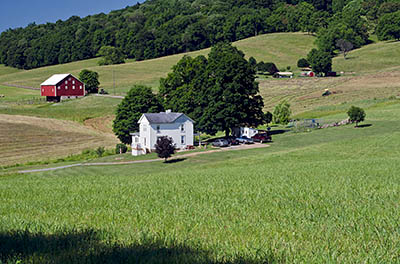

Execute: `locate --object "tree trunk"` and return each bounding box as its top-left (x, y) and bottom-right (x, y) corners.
top-left (225, 129), bottom-right (230, 137)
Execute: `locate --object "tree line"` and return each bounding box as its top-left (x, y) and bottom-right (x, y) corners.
top-left (1, 0), bottom-right (398, 70)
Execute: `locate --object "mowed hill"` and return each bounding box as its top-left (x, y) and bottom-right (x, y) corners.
top-left (259, 39), bottom-right (400, 115)
top-left (0, 33), bottom-right (315, 93)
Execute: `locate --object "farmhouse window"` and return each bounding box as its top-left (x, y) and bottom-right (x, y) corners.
top-left (69, 77), bottom-right (71, 81)
top-left (181, 124), bottom-right (185, 132)
top-left (157, 125), bottom-right (160, 133)
top-left (42, 89), bottom-right (44, 92)
top-left (181, 135), bottom-right (185, 144)
top-left (65, 86), bottom-right (68, 90)
top-left (65, 81), bottom-right (68, 84)
top-left (72, 80), bottom-right (75, 84)
top-left (135, 137), bottom-right (139, 143)
top-left (143, 125), bottom-right (147, 132)
top-left (80, 85), bottom-right (82, 89)
top-left (57, 86), bottom-right (60, 90)
top-left (72, 86), bottom-right (75, 89)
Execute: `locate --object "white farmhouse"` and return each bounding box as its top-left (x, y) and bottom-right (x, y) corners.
top-left (131, 110), bottom-right (194, 156)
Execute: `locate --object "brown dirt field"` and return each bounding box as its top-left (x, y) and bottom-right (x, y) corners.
top-left (0, 114), bottom-right (118, 166)
top-left (84, 115), bottom-right (115, 134)
top-left (259, 70), bottom-right (400, 114)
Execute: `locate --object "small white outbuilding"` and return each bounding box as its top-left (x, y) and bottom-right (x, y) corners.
top-left (131, 110), bottom-right (194, 156)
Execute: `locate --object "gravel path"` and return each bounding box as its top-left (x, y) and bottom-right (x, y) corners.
top-left (18, 143), bottom-right (269, 174)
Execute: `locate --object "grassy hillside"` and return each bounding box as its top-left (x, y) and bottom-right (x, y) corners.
top-left (1, 102), bottom-right (400, 262)
top-left (333, 39), bottom-right (400, 74)
top-left (0, 33), bottom-right (316, 93)
top-left (0, 65), bottom-right (22, 76)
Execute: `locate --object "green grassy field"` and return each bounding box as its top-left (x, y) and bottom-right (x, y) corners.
top-left (0, 85), bottom-right (40, 102)
top-left (333, 39), bottom-right (400, 74)
top-left (0, 65), bottom-right (22, 76)
top-left (0, 33), bottom-right (316, 93)
top-left (1, 102), bottom-right (400, 263)
top-left (0, 94), bottom-right (121, 123)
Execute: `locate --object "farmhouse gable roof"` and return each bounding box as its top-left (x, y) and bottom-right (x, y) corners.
top-left (41, 74), bottom-right (72, 86)
top-left (139, 111), bottom-right (194, 124)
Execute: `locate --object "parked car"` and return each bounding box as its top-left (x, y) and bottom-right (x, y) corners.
top-left (236, 136), bottom-right (254, 144)
top-left (212, 138), bottom-right (230, 147)
top-left (252, 133), bottom-right (271, 143)
top-left (225, 136), bottom-right (240, 145)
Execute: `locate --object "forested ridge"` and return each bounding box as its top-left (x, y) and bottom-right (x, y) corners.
top-left (0, 0), bottom-right (398, 69)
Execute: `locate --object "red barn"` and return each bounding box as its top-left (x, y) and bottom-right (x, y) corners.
top-left (41, 74), bottom-right (85, 102)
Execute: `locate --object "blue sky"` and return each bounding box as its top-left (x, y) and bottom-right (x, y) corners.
top-left (0, 0), bottom-right (142, 33)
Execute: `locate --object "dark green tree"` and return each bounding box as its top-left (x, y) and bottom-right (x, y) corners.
top-left (376, 11), bottom-right (400, 40)
top-left (307, 48), bottom-right (332, 75)
top-left (97, 46), bottom-right (125, 65)
top-left (155, 136), bottom-right (176, 162)
top-left (79, 69), bottom-right (100, 93)
top-left (264, 111), bottom-right (273, 125)
top-left (113, 85), bottom-right (164, 144)
top-left (297, 58), bottom-right (310, 68)
top-left (273, 101), bottom-right (291, 125)
top-left (199, 43), bottom-right (264, 136)
top-left (347, 106), bottom-right (366, 127)
top-left (159, 55), bottom-right (209, 124)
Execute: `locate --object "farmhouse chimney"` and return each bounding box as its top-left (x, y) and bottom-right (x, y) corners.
top-left (166, 109), bottom-right (172, 114)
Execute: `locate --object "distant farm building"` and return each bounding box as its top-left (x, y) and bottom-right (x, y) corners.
top-left (274, 72), bottom-right (293, 78)
top-left (300, 71), bottom-right (315, 77)
top-left (41, 74), bottom-right (85, 102)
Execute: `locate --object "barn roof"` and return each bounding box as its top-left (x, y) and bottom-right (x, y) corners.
top-left (41, 74), bottom-right (71, 86)
top-left (140, 111), bottom-right (194, 124)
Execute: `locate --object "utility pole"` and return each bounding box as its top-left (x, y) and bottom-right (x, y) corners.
top-left (113, 69), bottom-right (116, 95)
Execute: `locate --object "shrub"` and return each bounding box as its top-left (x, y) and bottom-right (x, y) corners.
top-left (96, 147), bottom-right (105, 157)
top-left (155, 136), bottom-right (175, 162)
top-left (273, 101), bottom-right (292, 125)
top-left (115, 144), bottom-right (128, 154)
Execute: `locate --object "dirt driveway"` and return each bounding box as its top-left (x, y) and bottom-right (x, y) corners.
top-left (18, 143), bottom-right (269, 174)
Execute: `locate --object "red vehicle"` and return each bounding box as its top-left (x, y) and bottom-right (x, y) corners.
top-left (252, 133), bottom-right (271, 143)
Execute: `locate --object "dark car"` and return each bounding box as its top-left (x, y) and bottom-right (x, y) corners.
top-left (212, 138), bottom-right (230, 147)
top-left (225, 136), bottom-right (240, 145)
top-left (252, 133), bottom-right (271, 143)
top-left (236, 136), bottom-right (254, 144)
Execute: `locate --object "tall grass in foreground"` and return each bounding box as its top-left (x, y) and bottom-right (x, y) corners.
top-left (1, 103), bottom-right (400, 263)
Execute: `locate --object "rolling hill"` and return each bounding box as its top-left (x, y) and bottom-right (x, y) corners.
top-left (0, 33), bottom-right (316, 93)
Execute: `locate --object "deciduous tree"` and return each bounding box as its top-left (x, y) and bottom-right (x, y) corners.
top-left (347, 106), bottom-right (366, 127)
top-left (307, 48), bottom-right (332, 75)
top-left (113, 85), bottom-right (164, 144)
top-left (79, 69), bottom-right (100, 93)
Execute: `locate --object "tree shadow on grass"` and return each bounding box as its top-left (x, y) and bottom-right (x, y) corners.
top-left (165, 158), bottom-right (187, 164)
top-left (268, 129), bottom-right (290, 135)
top-left (0, 229), bottom-right (273, 264)
top-left (356, 124), bottom-right (372, 128)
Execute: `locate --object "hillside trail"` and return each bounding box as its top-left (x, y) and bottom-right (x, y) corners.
top-left (18, 143), bottom-right (269, 174)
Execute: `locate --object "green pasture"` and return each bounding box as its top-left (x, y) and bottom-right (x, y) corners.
top-left (1, 102), bottom-right (400, 263)
top-left (0, 95), bottom-right (121, 123)
top-left (0, 65), bottom-right (22, 76)
top-left (333, 39), bottom-right (400, 74)
top-left (0, 85), bottom-right (40, 102)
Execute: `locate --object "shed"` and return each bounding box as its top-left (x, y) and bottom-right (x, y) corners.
top-left (274, 72), bottom-right (293, 78)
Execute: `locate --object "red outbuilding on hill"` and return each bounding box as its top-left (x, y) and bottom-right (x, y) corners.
top-left (41, 74), bottom-right (85, 102)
